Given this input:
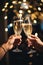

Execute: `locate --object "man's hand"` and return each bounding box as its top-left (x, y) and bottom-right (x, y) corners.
top-left (2, 35), bottom-right (22, 51)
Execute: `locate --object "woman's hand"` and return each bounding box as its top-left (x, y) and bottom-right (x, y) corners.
top-left (27, 35), bottom-right (43, 48)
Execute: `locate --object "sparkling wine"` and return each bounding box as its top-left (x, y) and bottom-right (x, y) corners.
top-left (22, 23), bottom-right (32, 37)
top-left (13, 20), bottom-right (22, 35)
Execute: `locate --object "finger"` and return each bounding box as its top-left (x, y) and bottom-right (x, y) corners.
top-left (28, 40), bottom-right (32, 47)
top-left (27, 35), bottom-right (35, 39)
top-left (18, 39), bottom-right (22, 45)
top-left (8, 40), bottom-right (13, 45)
top-left (10, 35), bottom-right (22, 40)
top-left (31, 34), bottom-right (38, 39)
top-left (28, 43), bottom-right (32, 47)
top-left (9, 45), bottom-right (13, 49)
top-left (27, 37), bottom-right (35, 40)
top-left (20, 39), bottom-right (22, 42)
top-left (30, 34), bottom-right (38, 38)
top-left (27, 39), bottom-right (32, 44)
top-left (27, 35), bottom-right (38, 40)
top-left (9, 35), bottom-right (15, 39)
top-left (18, 42), bottom-right (21, 45)
top-left (9, 35), bottom-right (21, 43)
top-left (8, 36), bottom-right (15, 45)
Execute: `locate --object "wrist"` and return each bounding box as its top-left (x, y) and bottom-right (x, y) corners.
top-left (42, 42), bottom-right (43, 46)
top-left (2, 43), bottom-right (9, 52)
top-left (40, 42), bottom-right (43, 46)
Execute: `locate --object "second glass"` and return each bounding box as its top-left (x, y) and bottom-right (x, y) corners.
top-left (22, 14), bottom-right (32, 38)
top-left (22, 14), bottom-right (36, 54)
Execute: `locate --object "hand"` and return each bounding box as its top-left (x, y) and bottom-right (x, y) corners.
top-left (2, 35), bottom-right (22, 51)
top-left (27, 35), bottom-right (43, 47)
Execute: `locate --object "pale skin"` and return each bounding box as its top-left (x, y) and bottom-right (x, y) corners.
top-left (0, 35), bottom-right (21, 60)
top-left (27, 35), bottom-right (43, 51)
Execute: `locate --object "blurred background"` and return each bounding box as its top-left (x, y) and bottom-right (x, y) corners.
top-left (0, 0), bottom-right (43, 65)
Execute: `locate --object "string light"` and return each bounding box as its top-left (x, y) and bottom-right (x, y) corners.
top-left (19, 10), bottom-right (23, 14)
top-left (33, 19), bottom-right (37, 24)
top-left (5, 2), bottom-right (9, 6)
top-left (4, 2), bottom-right (9, 8)
top-left (18, 1), bottom-right (22, 4)
top-left (23, 0), bottom-right (26, 2)
top-left (12, 1), bottom-right (17, 4)
top-left (38, 7), bottom-right (41, 11)
top-left (10, 5), bottom-right (13, 8)
top-left (25, 5), bottom-right (29, 9)
top-left (5, 28), bottom-right (8, 32)
top-left (21, 2), bottom-right (29, 9)
top-left (9, 23), bottom-right (13, 27)
top-left (28, 10), bottom-right (31, 13)
top-left (29, 5), bottom-right (33, 8)
top-left (2, 8), bottom-right (5, 12)
top-left (4, 5), bottom-right (8, 8)
top-left (4, 16), bottom-right (8, 20)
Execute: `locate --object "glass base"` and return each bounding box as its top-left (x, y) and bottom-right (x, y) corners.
top-left (13, 48), bottom-right (22, 52)
top-left (27, 49), bottom-right (36, 54)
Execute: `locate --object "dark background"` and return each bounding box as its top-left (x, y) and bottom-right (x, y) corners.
top-left (0, 0), bottom-right (43, 65)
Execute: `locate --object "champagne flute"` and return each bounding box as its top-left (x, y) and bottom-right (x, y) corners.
top-left (13, 20), bottom-right (22, 52)
top-left (22, 14), bottom-right (36, 54)
top-left (22, 14), bottom-right (32, 38)
top-left (22, 22), bottom-right (32, 38)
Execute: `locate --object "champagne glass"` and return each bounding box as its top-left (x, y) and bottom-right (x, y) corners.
top-left (22, 14), bottom-right (36, 54)
top-left (13, 20), bottom-right (22, 52)
top-left (22, 14), bottom-right (32, 38)
top-left (22, 21), bottom-right (32, 38)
